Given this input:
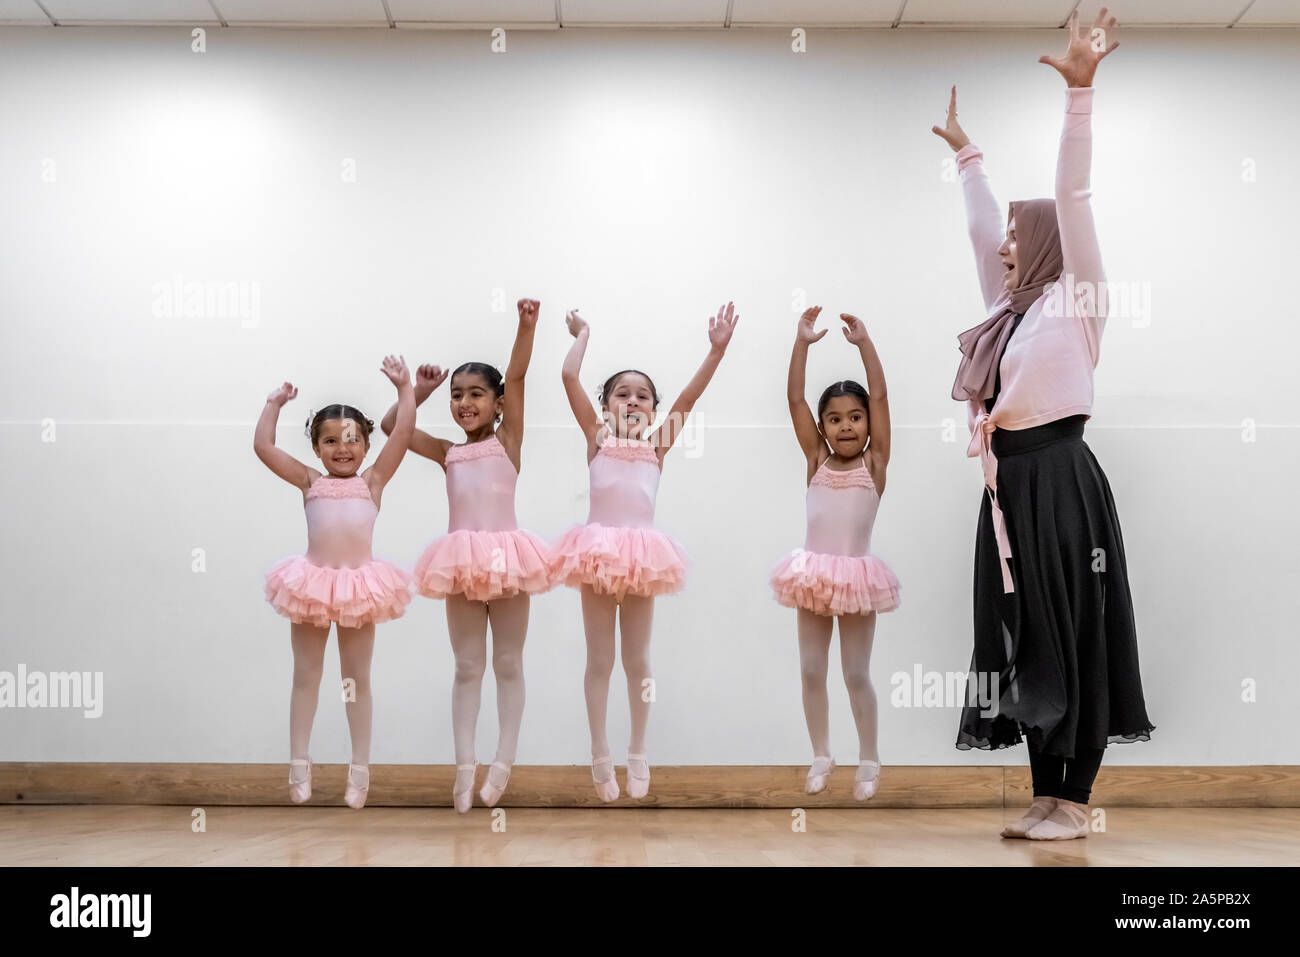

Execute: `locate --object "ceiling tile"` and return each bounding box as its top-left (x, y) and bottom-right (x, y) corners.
top-left (18, 0), bottom-right (1290, 28)
top-left (731, 0), bottom-right (901, 25)
top-left (44, 1), bottom-right (220, 21)
top-left (901, 0), bottom-right (1072, 25)
top-left (1237, 0), bottom-right (1300, 25)
top-left (1087, 0), bottom-right (1248, 24)
top-left (217, 0), bottom-right (388, 24)
top-left (388, 0), bottom-right (556, 22)
top-left (562, 0), bottom-right (728, 24)
top-left (0, 0), bottom-right (51, 23)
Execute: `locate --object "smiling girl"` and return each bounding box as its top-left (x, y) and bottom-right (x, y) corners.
top-left (769, 307), bottom-right (900, 802)
top-left (256, 355), bottom-right (416, 810)
top-left (380, 299), bottom-right (554, 813)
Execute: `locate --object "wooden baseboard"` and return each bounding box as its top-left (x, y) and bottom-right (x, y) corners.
top-left (3, 764), bottom-right (1297, 808)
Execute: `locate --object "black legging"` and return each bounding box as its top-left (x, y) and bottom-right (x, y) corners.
top-left (1028, 741), bottom-right (1105, 804)
top-left (994, 555), bottom-right (1106, 805)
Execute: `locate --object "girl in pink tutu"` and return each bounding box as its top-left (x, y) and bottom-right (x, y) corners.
top-left (256, 355), bottom-right (417, 810)
top-left (553, 303), bottom-right (739, 801)
top-left (770, 307), bottom-right (900, 801)
top-left (379, 298), bottom-right (552, 813)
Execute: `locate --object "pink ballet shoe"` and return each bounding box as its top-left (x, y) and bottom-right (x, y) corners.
top-left (288, 757), bottom-right (312, 804)
top-left (479, 761), bottom-right (512, 808)
top-left (805, 756), bottom-right (835, 795)
top-left (344, 764), bottom-right (369, 810)
top-left (853, 760), bottom-right (880, 802)
top-left (592, 756), bottom-right (620, 803)
top-left (453, 763), bottom-right (478, 814)
top-left (626, 753), bottom-right (651, 799)
top-left (1001, 796), bottom-right (1058, 839)
top-left (1026, 800), bottom-right (1090, 841)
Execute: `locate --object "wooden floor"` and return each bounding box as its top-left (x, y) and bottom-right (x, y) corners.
top-left (4, 805), bottom-right (1297, 866)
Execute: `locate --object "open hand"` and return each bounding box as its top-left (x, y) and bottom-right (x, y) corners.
top-left (931, 86), bottom-right (970, 153)
top-left (267, 381), bottom-right (298, 406)
top-left (797, 306), bottom-right (828, 344)
top-left (840, 313), bottom-right (872, 346)
top-left (380, 354), bottom-right (410, 388)
top-left (1039, 7), bottom-right (1119, 88)
top-left (708, 301), bottom-right (740, 352)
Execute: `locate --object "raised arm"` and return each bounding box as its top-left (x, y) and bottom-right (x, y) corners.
top-left (364, 355), bottom-right (415, 495)
top-left (253, 382), bottom-right (320, 493)
top-left (840, 314), bottom-right (891, 493)
top-left (561, 309), bottom-right (604, 449)
top-left (651, 301), bottom-right (739, 457)
top-left (497, 298), bottom-right (539, 460)
top-left (1041, 7), bottom-right (1119, 366)
top-left (380, 363), bottom-right (451, 467)
top-left (934, 86), bottom-right (1006, 312)
top-left (788, 307), bottom-right (829, 471)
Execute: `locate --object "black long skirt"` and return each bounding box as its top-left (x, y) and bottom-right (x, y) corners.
top-left (956, 415), bottom-right (1155, 758)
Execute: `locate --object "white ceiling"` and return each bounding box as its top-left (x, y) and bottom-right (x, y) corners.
top-left (0, 0), bottom-right (1290, 28)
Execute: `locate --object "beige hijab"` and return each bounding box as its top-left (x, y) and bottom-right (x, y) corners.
top-left (951, 198), bottom-right (1064, 403)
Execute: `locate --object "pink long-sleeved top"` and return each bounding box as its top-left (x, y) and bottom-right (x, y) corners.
top-left (955, 86), bottom-right (1106, 593)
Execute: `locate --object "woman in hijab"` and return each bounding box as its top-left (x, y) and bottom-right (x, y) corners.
top-left (931, 7), bottom-right (1154, 840)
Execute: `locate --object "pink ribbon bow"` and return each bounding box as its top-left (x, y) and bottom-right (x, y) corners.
top-left (967, 411), bottom-right (1015, 594)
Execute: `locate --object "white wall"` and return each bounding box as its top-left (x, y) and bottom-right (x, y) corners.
top-left (1, 24), bottom-right (1296, 766)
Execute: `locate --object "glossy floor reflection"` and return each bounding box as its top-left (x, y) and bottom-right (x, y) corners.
top-left (3, 805), bottom-right (1297, 866)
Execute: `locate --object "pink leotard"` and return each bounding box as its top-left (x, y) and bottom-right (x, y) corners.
top-left (412, 434), bottom-right (554, 602)
top-left (549, 427), bottom-right (689, 600)
top-left (769, 454), bottom-right (901, 617)
top-left (265, 473), bottom-right (412, 629)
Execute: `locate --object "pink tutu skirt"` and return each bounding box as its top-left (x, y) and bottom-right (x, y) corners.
top-left (769, 548), bottom-right (901, 617)
top-left (413, 528), bottom-right (555, 602)
top-left (549, 522), bottom-right (689, 600)
top-left (265, 555), bottom-right (413, 629)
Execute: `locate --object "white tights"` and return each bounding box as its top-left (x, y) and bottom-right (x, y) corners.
top-left (446, 592), bottom-right (530, 768)
top-left (580, 586), bottom-right (654, 759)
top-left (796, 608), bottom-right (879, 763)
top-left (289, 621), bottom-right (375, 765)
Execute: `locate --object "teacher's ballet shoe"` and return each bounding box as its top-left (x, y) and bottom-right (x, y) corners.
top-left (1026, 801), bottom-right (1090, 840)
top-left (1001, 796), bottom-right (1058, 839)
